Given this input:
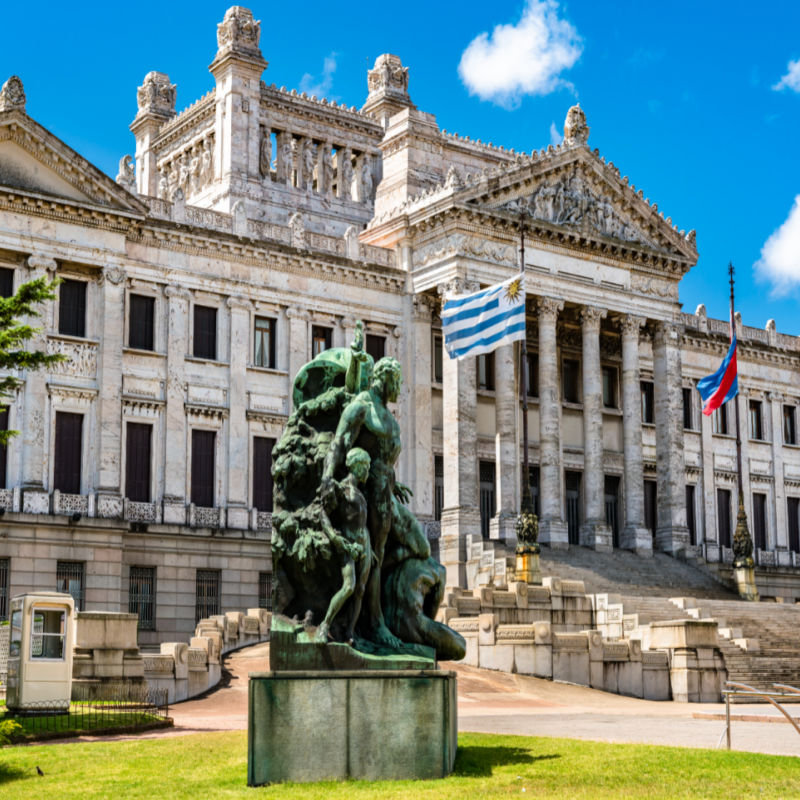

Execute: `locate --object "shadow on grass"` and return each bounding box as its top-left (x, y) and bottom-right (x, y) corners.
top-left (454, 745), bottom-right (561, 777)
top-left (0, 763), bottom-right (31, 786)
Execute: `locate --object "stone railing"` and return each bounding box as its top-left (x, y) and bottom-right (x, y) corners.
top-left (52, 490), bottom-right (89, 516)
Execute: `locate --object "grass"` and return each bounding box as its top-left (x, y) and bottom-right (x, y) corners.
top-left (1, 731), bottom-right (798, 798)
top-left (1, 709), bottom-right (169, 742)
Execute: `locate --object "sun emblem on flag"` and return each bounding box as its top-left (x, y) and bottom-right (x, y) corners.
top-left (505, 278), bottom-right (523, 304)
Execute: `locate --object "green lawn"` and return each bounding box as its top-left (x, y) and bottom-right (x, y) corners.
top-left (1, 731), bottom-right (798, 798)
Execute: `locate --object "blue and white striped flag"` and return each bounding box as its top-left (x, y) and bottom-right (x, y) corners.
top-left (441, 274), bottom-right (526, 360)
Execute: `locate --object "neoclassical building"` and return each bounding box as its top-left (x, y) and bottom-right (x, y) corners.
top-left (0, 6), bottom-right (798, 640)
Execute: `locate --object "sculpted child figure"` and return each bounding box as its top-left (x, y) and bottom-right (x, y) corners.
top-left (315, 447), bottom-right (373, 644)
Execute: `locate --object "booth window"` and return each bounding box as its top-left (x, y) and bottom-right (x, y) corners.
top-left (9, 609), bottom-right (22, 658)
top-left (30, 608), bottom-right (66, 660)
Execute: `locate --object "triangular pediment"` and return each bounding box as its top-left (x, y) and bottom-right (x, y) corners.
top-left (0, 110), bottom-right (147, 214)
top-left (459, 147), bottom-right (697, 265)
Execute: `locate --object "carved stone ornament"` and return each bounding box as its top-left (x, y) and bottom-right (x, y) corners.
top-left (413, 234), bottom-right (516, 268)
top-left (102, 266), bottom-right (125, 285)
top-left (116, 155), bottom-right (136, 191)
top-left (537, 297), bottom-right (564, 321)
top-left (367, 54), bottom-right (409, 98)
top-left (500, 165), bottom-right (654, 248)
top-left (563, 103), bottom-right (589, 146)
top-left (136, 71), bottom-right (176, 117)
top-left (216, 6), bottom-right (262, 57)
top-left (0, 75), bottom-right (26, 112)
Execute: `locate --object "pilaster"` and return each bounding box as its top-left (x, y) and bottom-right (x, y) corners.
top-left (490, 343), bottom-right (519, 543)
top-left (537, 297), bottom-right (568, 549)
top-left (769, 392), bottom-right (788, 549)
top-left (286, 307), bottom-right (310, 398)
top-left (409, 295), bottom-right (434, 518)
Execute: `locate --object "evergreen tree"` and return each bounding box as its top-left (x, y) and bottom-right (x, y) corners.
top-left (0, 276), bottom-right (64, 444)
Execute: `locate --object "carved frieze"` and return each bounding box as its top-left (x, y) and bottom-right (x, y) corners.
top-left (47, 338), bottom-right (97, 379)
top-left (413, 234), bottom-right (516, 268)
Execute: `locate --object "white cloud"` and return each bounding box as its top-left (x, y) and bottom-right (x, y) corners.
top-left (773, 58), bottom-right (800, 92)
top-left (458, 0), bottom-right (582, 109)
top-left (754, 195), bottom-right (800, 294)
top-left (549, 121), bottom-right (563, 145)
top-left (300, 53), bottom-right (338, 97)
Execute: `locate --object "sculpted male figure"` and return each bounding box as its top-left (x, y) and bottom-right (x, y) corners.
top-left (320, 357), bottom-right (429, 650)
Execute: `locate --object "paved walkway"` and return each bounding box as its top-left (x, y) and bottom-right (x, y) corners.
top-left (58, 643), bottom-right (800, 756)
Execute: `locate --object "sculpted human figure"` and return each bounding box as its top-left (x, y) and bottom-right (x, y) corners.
top-left (359, 158), bottom-right (373, 202)
top-left (320, 147), bottom-right (334, 196)
top-left (201, 138), bottom-right (213, 183)
top-left (280, 134), bottom-right (294, 185)
top-left (339, 152), bottom-right (353, 200)
top-left (259, 129), bottom-right (272, 179)
top-left (302, 140), bottom-right (316, 190)
top-left (158, 167), bottom-right (169, 200)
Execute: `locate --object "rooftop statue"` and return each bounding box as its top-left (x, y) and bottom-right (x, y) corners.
top-left (270, 322), bottom-right (465, 667)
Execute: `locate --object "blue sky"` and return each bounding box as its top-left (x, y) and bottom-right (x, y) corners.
top-left (2, 1), bottom-right (799, 333)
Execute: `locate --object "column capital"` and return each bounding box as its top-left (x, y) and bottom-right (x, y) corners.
top-left (285, 306), bottom-right (310, 320)
top-left (536, 296), bottom-right (564, 321)
top-left (767, 391), bottom-right (785, 403)
top-left (438, 277), bottom-right (479, 298)
top-left (99, 266), bottom-right (126, 286)
top-left (620, 314), bottom-right (646, 337)
top-left (653, 319), bottom-right (682, 344)
top-left (580, 305), bottom-right (606, 328)
top-left (164, 284), bottom-right (191, 302)
top-left (226, 295), bottom-right (253, 312)
top-left (27, 254), bottom-right (57, 274)
top-left (413, 294), bottom-right (437, 320)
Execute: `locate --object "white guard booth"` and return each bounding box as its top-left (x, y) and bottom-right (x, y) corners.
top-left (6, 592), bottom-right (75, 711)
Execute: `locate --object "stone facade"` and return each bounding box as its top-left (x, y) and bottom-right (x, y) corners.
top-left (0, 8), bottom-right (799, 642)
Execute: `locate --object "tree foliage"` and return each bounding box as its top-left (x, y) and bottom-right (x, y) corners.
top-left (0, 276), bottom-right (64, 444)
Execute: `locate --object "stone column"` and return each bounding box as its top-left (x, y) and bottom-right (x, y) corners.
top-left (769, 392), bottom-right (788, 552)
top-left (162, 285), bottom-right (191, 524)
top-left (700, 396), bottom-right (719, 561)
top-left (226, 296), bottom-right (252, 529)
top-left (94, 266), bottom-right (126, 518)
top-left (619, 315), bottom-right (651, 553)
top-left (286, 307), bottom-right (309, 404)
top-left (490, 343), bottom-right (518, 543)
top-left (410, 295), bottom-right (434, 519)
top-left (20, 255), bottom-right (56, 511)
top-left (537, 297), bottom-right (568, 548)
top-left (440, 280), bottom-right (480, 586)
top-left (653, 321), bottom-right (689, 554)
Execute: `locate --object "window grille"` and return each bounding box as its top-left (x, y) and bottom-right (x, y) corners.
top-left (258, 572), bottom-right (272, 611)
top-left (129, 566), bottom-right (156, 630)
top-left (56, 561), bottom-right (85, 611)
top-left (195, 569), bottom-right (220, 622)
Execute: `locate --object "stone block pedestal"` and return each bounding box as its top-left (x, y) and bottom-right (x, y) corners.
top-left (248, 670), bottom-right (457, 785)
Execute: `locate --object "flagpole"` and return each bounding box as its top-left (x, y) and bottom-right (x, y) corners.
top-left (730, 264), bottom-right (744, 501)
top-left (520, 209), bottom-right (532, 513)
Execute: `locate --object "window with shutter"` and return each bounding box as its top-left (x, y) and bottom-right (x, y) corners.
top-left (54, 412), bottom-right (83, 494)
top-left (311, 325), bottom-right (332, 357)
top-left (191, 429), bottom-right (216, 507)
top-left (254, 317), bottom-right (276, 368)
top-left (128, 294), bottom-right (155, 351)
top-left (253, 437), bottom-right (275, 511)
top-left (59, 280), bottom-right (86, 337)
top-left (126, 422), bottom-right (152, 502)
top-left (0, 268), bottom-right (14, 298)
top-left (193, 305), bottom-right (217, 359)
top-left (366, 334), bottom-right (385, 362)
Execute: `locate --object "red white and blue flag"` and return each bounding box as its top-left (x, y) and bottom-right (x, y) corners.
top-left (697, 317), bottom-right (738, 416)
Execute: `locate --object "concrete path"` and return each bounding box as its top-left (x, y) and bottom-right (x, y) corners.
top-left (54, 643), bottom-right (800, 757)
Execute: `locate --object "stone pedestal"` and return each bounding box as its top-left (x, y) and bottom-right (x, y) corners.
top-left (733, 565), bottom-right (760, 601)
top-left (515, 549), bottom-right (542, 585)
top-left (248, 670), bottom-right (457, 785)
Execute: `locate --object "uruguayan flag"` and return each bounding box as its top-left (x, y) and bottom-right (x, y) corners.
top-left (442, 274), bottom-right (526, 360)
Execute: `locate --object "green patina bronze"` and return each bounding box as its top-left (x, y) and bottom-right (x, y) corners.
top-left (270, 322), bottom-right (466, 666)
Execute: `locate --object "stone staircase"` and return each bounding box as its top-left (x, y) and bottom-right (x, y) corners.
top-left (538, 545), bottom-right (736, 599)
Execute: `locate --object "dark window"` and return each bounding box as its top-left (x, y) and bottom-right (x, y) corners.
top-left (195, 569), bottom-right (220, 622)
top-left (253, 437), bottom-right (275, 511)
top-left (526, 352), bottom-right (539, 397)
top-left (526, 466), bottom-right (540, 518)
top-left (683, 387), bottom-right (694, 430)
top-left (0, 558), bottom-right (8, 620)
top-left (258, 572), bottom-right (273, 611)
top-left (605, 475), bottom-right (620, 548)
top-left (254, 316), bottom-right (276, 368)
top-left (129, 566), bottom-right (156, 630)
top-left (713, 404), bottom-right (729, 435)
top-left (752, 493), bottom-right (767, 551)
top-left (477, 352), bottom-right (495, 391)
top-left (0, 268), bottom-right (14, 298)
top-left (54, 412), bottom-right (82, 494)
top-left (125, 422), bottom-right (152, 502)
top-left (749, 400), bottom-right (763, 440)
top-left (432, 333), bottom-right (443, 383)
top-left (128, 294), bottom-right (155, 351)
top-left (191, 430), bottom-right (216, 507)
top-left (686, 485), bottom-right (697, 546)
top-left (784, 405), bottom-right (797, 446)
top-left (0, 407), bottom-right (8, 489)
top-left (56, 561), bottom-right (85, 611)
top-left (602, 366), bottom-right (617, 409)
top-left (193, 305), bottom-right (217, 359)
top-left (59, 279), bottom-right (86, 337)
top-left (479, 461), bottom-right (496, 538)
top-left (788, 497), bottom-right (800, 553)
top-left (644, 479), bottom-right (658, 538)
top-left (366, 333), bottom-right (386, 362)
top-left (641, 381), bottom-right (655, 424)
top-left (311, 325), bottom-right (332, 357)
top-left (565, 471), bottom-right (582, 545)
top-left (434, 455), bottom-right (444, 521)
top-left (717, 488), bottom-right (732, 548)
top-left (563, 359), bottom-right (580, 403)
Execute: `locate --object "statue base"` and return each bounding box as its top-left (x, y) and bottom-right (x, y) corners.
top-left (269, 614), bottom-right (436, 671)
top-left (733, 563), bottom-right (760, 602)
top-left (248, 669), bottom-right (457, 785)
top-left (515, 547), bottom-right (542, 585)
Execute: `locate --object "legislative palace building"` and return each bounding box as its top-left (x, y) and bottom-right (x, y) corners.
top-left (0, 7), bottom-right (798, 640)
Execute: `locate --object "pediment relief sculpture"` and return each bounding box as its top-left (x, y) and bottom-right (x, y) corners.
top-left (413, 233), bottom-right (517, 268)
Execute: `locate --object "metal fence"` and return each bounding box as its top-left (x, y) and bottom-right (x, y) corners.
top-left (2, 682), bottom-right (169, 739)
